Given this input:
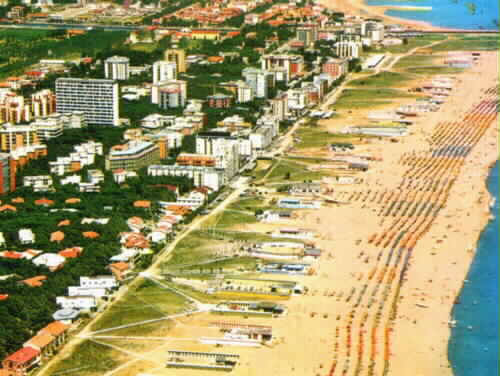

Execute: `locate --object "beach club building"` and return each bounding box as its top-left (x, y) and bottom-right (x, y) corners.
top-left (277, 197), bottom-right (321, 209)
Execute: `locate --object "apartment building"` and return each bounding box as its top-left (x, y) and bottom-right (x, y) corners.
top-left (0, 124), bottom-right (39, 152)
top-left (31, 89), bottom-right (56, 118)
top-left (237, 81), bottom-right (254, 103)
top-left (243, 68), bottom-right (274, 99)
top-left (23, 175), bottom-right (53, 192)
top-left (55, 78), bottom-right (120, 126)
top-left (335, 40), bottom-right (362, 59)
top-left (148, 164), bottom-right (223, 191)
top-left (165, 49), bottom-right (186, 73)
top-left (261, 55), bottom-right (304, 78)
top-left (151, 80), bottom-right (187, 109)
top-left (269, 91), bottom-right (289, 121)
top-left (176, 153), bottom-right (216, 167)
top-left (104, 56), bottom-right (130, 81)
top-left (207, 93), bottom-right (233, 108)
top-left (105, 141), bottom-right (160, 170)
top-left (0, 153), bottom-right (15, 194)
top-left (196, 132), bottom-right (240, 180)
top-left (322, 57), bottom-right (349, 78)
top-left (49, 141), bottom-right (103, 176)
top-left (152, 61), bottom-right (177, 83)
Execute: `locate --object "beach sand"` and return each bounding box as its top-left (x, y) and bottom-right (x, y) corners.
top-left (126, 52), bottom-right (498, 376)
top-left (318, 0), bottom-right (469, 31)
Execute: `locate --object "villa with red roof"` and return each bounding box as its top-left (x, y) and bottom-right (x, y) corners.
top-left (2, 347), bottom-right (41, 376)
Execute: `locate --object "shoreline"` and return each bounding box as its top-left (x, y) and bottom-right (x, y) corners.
top-left (319, 0), bottom-right (499, 32)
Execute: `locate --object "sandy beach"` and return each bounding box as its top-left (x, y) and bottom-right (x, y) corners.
top-left (102, 52), bottom-right (499, 376)
top-left (318, 0), bottom-right (477, 31)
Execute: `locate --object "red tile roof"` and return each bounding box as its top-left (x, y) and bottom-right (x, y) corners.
top-left (11, 197), bottom-right (24, 203)
top-left (65, 198), bottom-right (81, 204)
top-left (110, 262), bottom-right (129, 271)
top-left (39, 321), bottom-right (69, 337)
top-left (0, 204), bottom-right (17, 212)
top-left (0, 294), bottom-right (9, 301)
top-left (133, 200), bottom-right (151, 208)
top-left (5, 347), bottom-right (40, 364)
top-left (35, 198), bottom-right (54, 206)
top-left (58, 247), bottom-right (83, 259)
top-left (82, 231), bottom-right (100, 239)
top-left (2, 251), bottom-right (23, 259)
top-left (58, 219), bottom-right (71, 227)
top-left (50, 231), bottom-right (65, 243)
top-left (22, 275), bottom-right (47, 287)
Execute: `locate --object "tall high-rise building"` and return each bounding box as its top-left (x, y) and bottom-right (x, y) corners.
top-left (242, 68), bottom-right (274, 99)
top-left (56, 78), bottom-right (120, 126)
top-left (261, 55), bottom-right (304, 78)
top-left (165, 49), bottom-right (186, 73)
top-left (104, 56), bottom-right (130, 81)
top-left (31, 89), bottom-right (56, 118)
top-left (151, 80), bottom-right (187, 109)
top-left (335, 40), bottom-right (362, 59)
top-left (152, 61), bottom-right (177, 84)
top-left (296, 26), bottom-right (318, 47)
top-left (270, 91), bottom-right (288, 121)
top-left (0, 153), bottom-right (15, 194)
top-left (0, 124), bottom-right (39, 152)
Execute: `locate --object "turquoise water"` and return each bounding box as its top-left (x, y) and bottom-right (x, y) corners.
top-left (367, 0), bottom-right (499, 29)
top-left (448, 162), bottom-right (499, 376)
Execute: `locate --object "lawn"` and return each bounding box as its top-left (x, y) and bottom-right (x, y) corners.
top-left (0, 29), bottom-right (128, 79)
top-left (45, 340), bottom-right (130, 376)
top-left (294, 123), bottom-right (368, 149)
top-left (430, 35), bottom-right (499, 51)
top-left (265, 159), bottom-right (326, 182)
top-left (405, 66), bottom-right (464, 75)
top-left (163, 230), bottom-right (224, 267)
top-left (333, 88), bottom-right (416, 109)
top-left (91, 279), bottom-right (190, 332)
top-left (378, 34), bottom-right (448, 53)
top-left (393, 54), bottom-right (436, 69)
top-left (348, 71), bottom-right (414, 88)
top-left (211, 209), bottom-right (258, 229)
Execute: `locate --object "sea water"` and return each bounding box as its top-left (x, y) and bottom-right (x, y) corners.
top-left (448, 162), bottom-right (499, 376)
top-left (367, 0), bottom-right (499, 29)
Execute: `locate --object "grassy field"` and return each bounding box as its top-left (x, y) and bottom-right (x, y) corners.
top-left (163, 230), bottom-right (225, 267)
top-left (45, 340), bottom-right (130, 376)
top-left (378, 34), bottom-right (448, 53)
top-left (348, 71), bottom-right (414, 88)
top-left (91, 279), bottom-right (190, 332)
top-left (405, 66), bottom-right (464, 74)
top-left (295, 124), bottom-right (364, 149)
top-left (0, 29), bottom-right (128, 78)
top-left (430, 35), bottom-right (499, 51)
top-left (393, 54), bottom-right (437, 68)
top-left (265, 159), bottom-right (326, 182)
top-left (211, 209), bottom-right (258, 229)
top-left (333, 88), bottom-right (416, 109)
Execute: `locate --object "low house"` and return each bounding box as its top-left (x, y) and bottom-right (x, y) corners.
top-left (58, 247), bottom-right (83, 259)
top-left (21, 275), bottom-right (47, 287)
top-left (109, 262), bottom-right (130, 281)
top-left (38, 321), bottom-right (69, 346)
top-left (33, 253), bottom-right (66, 271)
top-left (58, 219), bottom-right (71, 227)
top-left (52, 308), bottom-right (79, 325)
top-left (289, 183), bottom-right (321, 195)
top-left (2, 347), bottom-right (41, 376)
top-left (23, 334), bottom-right (56, 358)
top-left (273, 228), bottom-right (314, 240)
top-left (258, 210), bottom-right (292, 223)
top-left (303, 248), bottom-right (322, 260)
top-left (19, 228), bottom-right (35, 244)
top-left (127, 216), bottom-right (145, 232)
top-left (56, 295), bottom-right (96, 310)
top-left (82, 231), bottom-right (100, 239)
top-left (0, 232), bottom-right (5, 246)
top-left (50, 231), bottom-right (65, 243)
top-left (80, 276), bottom-right (117, 289)
top-left (68, 286), bottom-right (107, 298)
